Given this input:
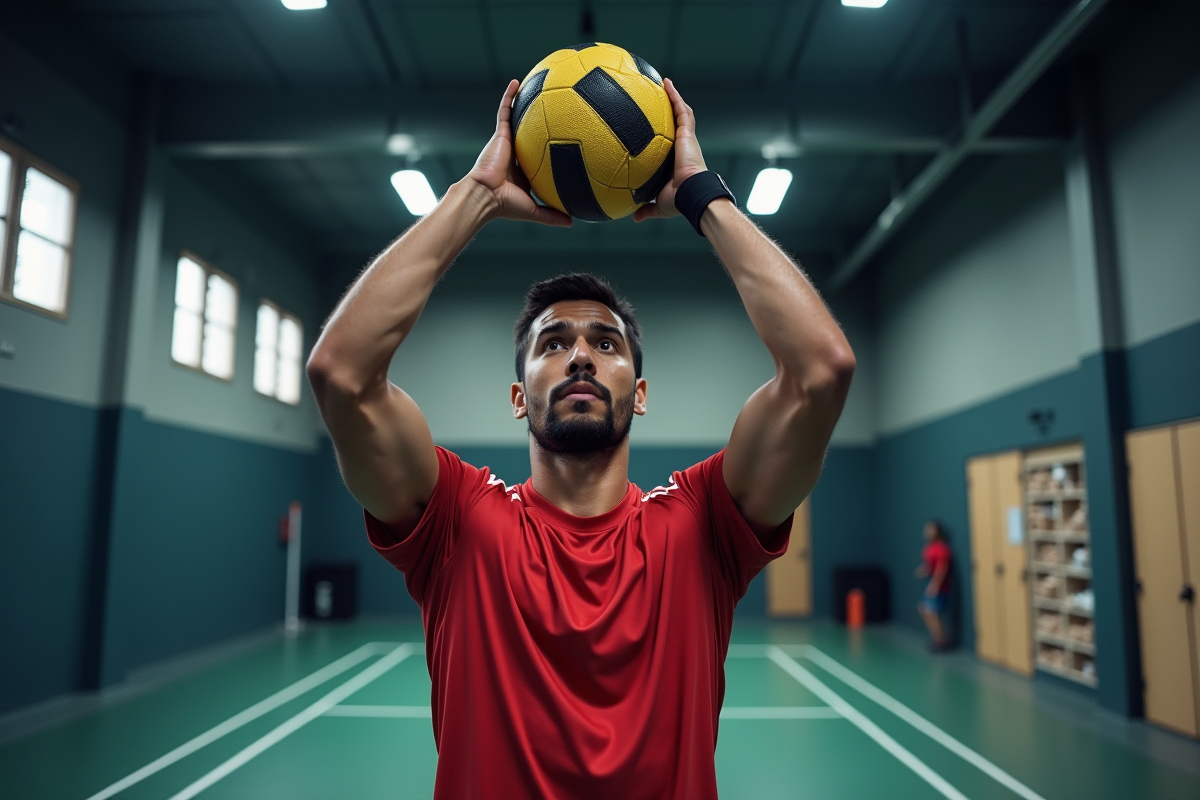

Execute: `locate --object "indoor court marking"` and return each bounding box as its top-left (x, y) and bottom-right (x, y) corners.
top-left (3, 621), bottom-right (1199, 799)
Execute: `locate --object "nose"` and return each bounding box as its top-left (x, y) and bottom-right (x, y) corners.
top-left (567, 338), bottom-right (596, 376)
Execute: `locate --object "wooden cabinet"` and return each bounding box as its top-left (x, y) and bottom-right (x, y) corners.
top-left (967, 451), bottom-right (1032, 675)
top-left (767, 498), bottom-right (811, 617)
top-left (1127, 421), bottom-right (1200, 738)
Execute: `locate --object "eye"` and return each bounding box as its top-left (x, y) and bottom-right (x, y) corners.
top-left (598, 340), bottom-right (614, 351)
top-left (545, 340), bottom-right (564, 351)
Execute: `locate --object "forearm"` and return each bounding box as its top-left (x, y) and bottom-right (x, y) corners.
top-left (308, 179), bottom-right (497, 397)
top-left (929, 565), bottom-right (949, 593)
top-left (700, 200), bottom-right (855, 388)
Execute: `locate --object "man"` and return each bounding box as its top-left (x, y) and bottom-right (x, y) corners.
top-left (307, 77), bottom-right (855, 800)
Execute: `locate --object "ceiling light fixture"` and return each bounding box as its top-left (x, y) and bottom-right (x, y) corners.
top-left (281, 0), bottom-right (327, 10)
top-left (746, 168), bottom-right (793, 216)
top-left (391, 170), bottom-right (438, 216)
top-left (842, 0), bottom-right (888, 8)
top-left (386, 133), bottom-right (417, 156)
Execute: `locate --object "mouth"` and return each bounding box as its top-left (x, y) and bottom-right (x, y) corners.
top-left (557, 382), bottom-right (603, 403)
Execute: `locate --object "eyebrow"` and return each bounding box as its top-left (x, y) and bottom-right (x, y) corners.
top-left (535, 320), bottom-right (625, 342)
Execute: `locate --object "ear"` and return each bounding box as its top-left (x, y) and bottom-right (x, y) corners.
top-left (633, 378), bottom-right (648, 416)
top-left (511, 382), bottom-right (528, 419)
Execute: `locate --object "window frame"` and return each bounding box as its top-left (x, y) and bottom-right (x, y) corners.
top-left (254, 297), bottom-right (304, 406)
top-left (0, 136), bottom-right (81, 321)
top-left (171, 249), bottom-right (240, 383)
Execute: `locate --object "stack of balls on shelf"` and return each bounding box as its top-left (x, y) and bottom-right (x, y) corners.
top-left (512, 43), bottom-right (676, 222)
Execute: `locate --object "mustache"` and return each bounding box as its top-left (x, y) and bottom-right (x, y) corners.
top-left (549, 373), bottom-right (613, 405)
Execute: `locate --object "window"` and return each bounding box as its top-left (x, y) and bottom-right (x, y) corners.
top-left (0, 139), bottom-right (79, 317)
top-left (254, 301), bottom-right (303, 405)
top-left (171, 253), bottom-right (238, 380)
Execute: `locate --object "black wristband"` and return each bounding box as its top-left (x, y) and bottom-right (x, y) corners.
top-left (675, 171), bottom-right (736, 237)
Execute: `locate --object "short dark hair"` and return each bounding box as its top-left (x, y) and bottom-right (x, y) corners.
top-left (514, 273), bottom-right (643, 382)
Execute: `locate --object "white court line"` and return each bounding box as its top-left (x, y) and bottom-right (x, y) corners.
top-left (325, 704), bottom-right (432, 718)
top-left (720, 706), bottom-right (842, 719)
top-left (167, 643), bottom-right (416, 800)
top-left (83, 641), bottom-right (394, 800)
top-left (801, 646), bottom-right (1048, 800)
top-left (766, 646), bottom-right (970, 800)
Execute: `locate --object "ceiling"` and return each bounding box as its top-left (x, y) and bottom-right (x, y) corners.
top-left (53, 0), bottom-right (1087, 269)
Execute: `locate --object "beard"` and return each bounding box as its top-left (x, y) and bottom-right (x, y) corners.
top-left (527, 373), bottom-right (636, 454)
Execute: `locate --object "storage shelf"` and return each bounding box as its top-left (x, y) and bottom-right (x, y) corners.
top-left (1036, 658), bottom-right (1098, 687)
top-left (1030, 530), bottom-right (1090, 543)
top-left (1031, 562), bottom-right (1093, 579)
top-left (1035, 631), bottom-right (1096, 655)
top-left (1027, 489), bottom-right (1087, 501)
top-left (1033, 596), bottom-right (1093, 617)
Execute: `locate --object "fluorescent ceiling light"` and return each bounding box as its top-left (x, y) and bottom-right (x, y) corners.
top-left (386, 133), bottom-right (416, 155)
top-left (391, 170), bottom-right (438, 216)
top-left (842, 0), bottom-right (888, 7)
top-left (746, 168), bottom-right (793, 216)
top-left (281, 0), bottom-right (327, 10)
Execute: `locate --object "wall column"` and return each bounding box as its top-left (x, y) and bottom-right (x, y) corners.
top-left (1064, 59), bottom-right (1140, 715)
top-left (81, 75), bottom-right (165, 689)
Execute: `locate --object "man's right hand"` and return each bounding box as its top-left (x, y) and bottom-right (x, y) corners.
top-left (467, 79), bottom-right (573, 228)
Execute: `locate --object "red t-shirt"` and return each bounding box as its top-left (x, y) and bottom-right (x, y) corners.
top-left (366, 446), bottom-right (789, 800)
top-left (922, 540), bottom-right (952, 595)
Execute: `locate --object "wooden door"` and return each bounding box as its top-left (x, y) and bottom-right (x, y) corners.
top-left (1176, 421), bottom-right (1200, 725)
top-left (767, 499), bottom-right (812, 616)
top-left (1127, 427), bottom-right (1197, 737)
top-left (995, 451), bottom-right (1033, 676)
top-left (968, 456), bottom-right (1004, 665)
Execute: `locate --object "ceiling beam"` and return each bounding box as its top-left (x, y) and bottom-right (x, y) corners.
top-left (828, 0), bottom-right (1113, 291)
top-left (158, 82), bottom-right (1067, 160)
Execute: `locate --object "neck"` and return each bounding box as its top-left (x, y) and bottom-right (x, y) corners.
top-left (528, 437), bottom-right (631, 517)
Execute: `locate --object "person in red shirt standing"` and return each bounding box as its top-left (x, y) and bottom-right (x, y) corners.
top-left (307, 76), bottom-right (856, 800)
top-left (916, 520), bottom-right (952, 652)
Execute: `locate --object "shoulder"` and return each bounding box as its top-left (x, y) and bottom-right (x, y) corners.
top-left (639, 450), bottom-right (725, 521)
top-left (433, 446), bottom-right (522, 509)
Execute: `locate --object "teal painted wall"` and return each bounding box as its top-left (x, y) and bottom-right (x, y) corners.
top-left (0, 15), bottom-right (325, 709)
top-left (97, 409), bottom-right (317, 685)
top-left (0, 387), bottom-right (102, 712)
top-left (810, 446), bottom-right (878, 618)
top-left (1125, 320), bottom-right (1200, 429)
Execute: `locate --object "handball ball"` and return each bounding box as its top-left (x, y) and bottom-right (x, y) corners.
top-left (512, 43), bottom-right (676, 222)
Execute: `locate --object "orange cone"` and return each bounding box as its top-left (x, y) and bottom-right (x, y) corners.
top-left (847, 588), bottom-right (866, 629)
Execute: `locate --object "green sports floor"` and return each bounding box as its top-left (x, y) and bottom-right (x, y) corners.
top-left (2, 621), bottom-right (1198, 800)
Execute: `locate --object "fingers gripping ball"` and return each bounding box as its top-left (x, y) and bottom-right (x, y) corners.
top-left (512, 43), bottom-right (675, 222)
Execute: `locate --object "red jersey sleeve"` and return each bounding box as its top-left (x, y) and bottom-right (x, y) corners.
top-left (923, 540), bottom-right (952, 573)
top-left (364, 446), bottom-right (489, 605)
top-left (671, 449), bottom-right (792, 600)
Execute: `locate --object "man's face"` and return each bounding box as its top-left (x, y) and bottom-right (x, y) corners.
top-left (512, 300), bottom-right (647, 454)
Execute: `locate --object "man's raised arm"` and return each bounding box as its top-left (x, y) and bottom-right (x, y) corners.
top-left (306, 80), bottom-right (570, 535)
top-left (634, 80), bottom-right (856, 533)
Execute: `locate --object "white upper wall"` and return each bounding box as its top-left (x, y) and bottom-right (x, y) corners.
top-left (390, 274), bottom-right (875, 447)
top-left (874, 154), bottom-right (1080, 436)
top-left (1103, 29), bottom-right (1200, 347)
top-left (136, 163), bottom-right (324, 451)
top-left (0, 31), bottom-right (123, 407)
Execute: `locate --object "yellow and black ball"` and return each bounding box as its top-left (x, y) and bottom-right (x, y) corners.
top-left (512, 43), bottom-right (676, 222)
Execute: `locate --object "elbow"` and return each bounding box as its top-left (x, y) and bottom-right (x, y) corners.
top-left (778, 342), bottom-right (855, 412)
top-left (829, 345), bottom-right (857, 398)
top-left (810, 342), bottom-right (857, 403)
top-left (306, 346), bottom-right (359, 408)
top-left (305, 347), bottom-right (334, 398)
